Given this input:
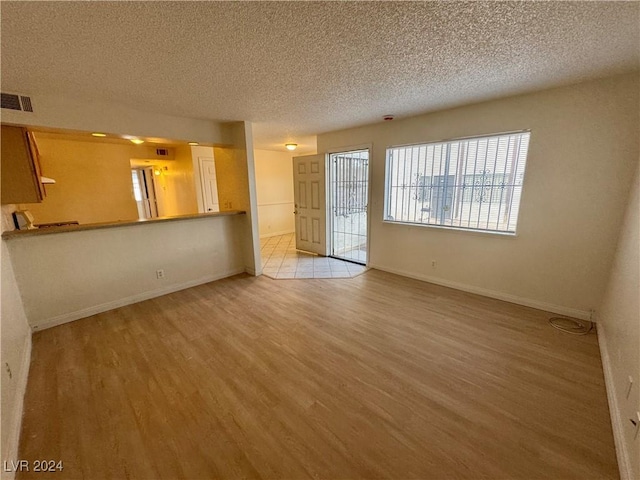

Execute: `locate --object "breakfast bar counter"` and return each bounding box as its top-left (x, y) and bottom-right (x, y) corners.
top-left (2, 210), bottom-right (246, 239)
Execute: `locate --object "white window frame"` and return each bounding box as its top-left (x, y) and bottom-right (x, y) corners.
top-left (383, 130), bottom-right (531, 235)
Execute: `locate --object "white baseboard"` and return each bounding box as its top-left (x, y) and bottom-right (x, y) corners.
top-left (597, 326), bottom-right (632, 480)
top-left (259, 230), bottom-right (294, 239)
top-left (31, 268), bottom-right (245, 331)
top-left (369, 264), bottom-right (592, 320)
top-left (3, 332), bottom-right (32, 480)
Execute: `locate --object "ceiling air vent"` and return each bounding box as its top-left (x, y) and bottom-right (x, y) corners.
top-left (146, 147), bottom-right (175, 160)
top-left (1, 93), bottom-right (34, 112)
top-left (20, 96), bottom-right (33, 112)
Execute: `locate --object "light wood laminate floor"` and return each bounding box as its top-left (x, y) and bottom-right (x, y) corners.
top-left (18, 271), bottom-right (617, 479)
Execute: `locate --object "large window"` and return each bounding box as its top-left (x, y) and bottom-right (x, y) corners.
top-left (384, 131), bottom-right (530, 234)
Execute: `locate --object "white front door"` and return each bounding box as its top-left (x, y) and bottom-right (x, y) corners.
top-left (199, 157), bottom-right (220, 212)
top-left (293, 154), bottom-right (327, 255)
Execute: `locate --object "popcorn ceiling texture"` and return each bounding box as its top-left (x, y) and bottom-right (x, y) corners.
top-left (1, 1), bottom-right (638, 149)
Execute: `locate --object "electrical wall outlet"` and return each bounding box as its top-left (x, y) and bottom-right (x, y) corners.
top-left (156, 269), bottom-right (165, 279)
top-left (431, 260), bottom-right (437, 268)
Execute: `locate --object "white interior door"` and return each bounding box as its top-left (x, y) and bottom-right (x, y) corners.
top-left (199, 157), bottom-right (220, 212)
top-left (293, 154), bottom-right (327, 255)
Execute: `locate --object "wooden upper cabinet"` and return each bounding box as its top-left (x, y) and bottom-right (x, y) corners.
top-left (1, 125), bottom-right (46, 204)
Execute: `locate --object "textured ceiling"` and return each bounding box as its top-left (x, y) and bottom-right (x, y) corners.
top-left (2, 1), bottom-right (639, 152)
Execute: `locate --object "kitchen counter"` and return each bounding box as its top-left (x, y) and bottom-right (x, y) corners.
top-left (2, 210), bottom-right (246, 239)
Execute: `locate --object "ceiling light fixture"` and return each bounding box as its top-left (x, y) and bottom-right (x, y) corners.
top-left (91, 132), bottom-right (106, 137)
top-left (188, 142), bottom-right (199, 146)
top-left (285, 143), bottom-right (297, 151)
top-left (130, 138), bottom-right (144, 145)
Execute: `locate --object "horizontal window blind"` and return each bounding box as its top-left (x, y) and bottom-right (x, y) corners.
top-left (384, 132), bottom-right (530, 234)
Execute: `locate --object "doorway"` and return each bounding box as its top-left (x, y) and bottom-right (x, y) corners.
top-left (131, 167), bottom-right (158, 219)
top-left (329, 149), bottom-right (369, 265)
top-left (198, 157), bottom-right (220, 213)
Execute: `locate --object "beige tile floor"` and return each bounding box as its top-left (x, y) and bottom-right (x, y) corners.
top-left (260, 234), bottom-right (367, 279)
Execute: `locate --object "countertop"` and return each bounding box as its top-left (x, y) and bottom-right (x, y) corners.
top-left (2, 210), bottom-right (246, 239)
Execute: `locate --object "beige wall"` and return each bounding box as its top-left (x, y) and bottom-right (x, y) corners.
top-left (317, 73), bottom-right (639, 318)
top-left (7, 215), bottom-right (246, 330)
top-left (0, 206), bottom-right (31, 480)
top-left (22, 136), bottom-right (139, 225)
top-left (241, 123), bottom-right (261, 275)
top-left (597, 161), bottom-right (639, 480)
top-left (254, 149), bottom-right (295, 238)
top-left (214, 146), bottom-right (245, 212)
top-left (162, 145), bottom-right (199, 216)
top-left (214, 122), bottom-right (261, 274)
